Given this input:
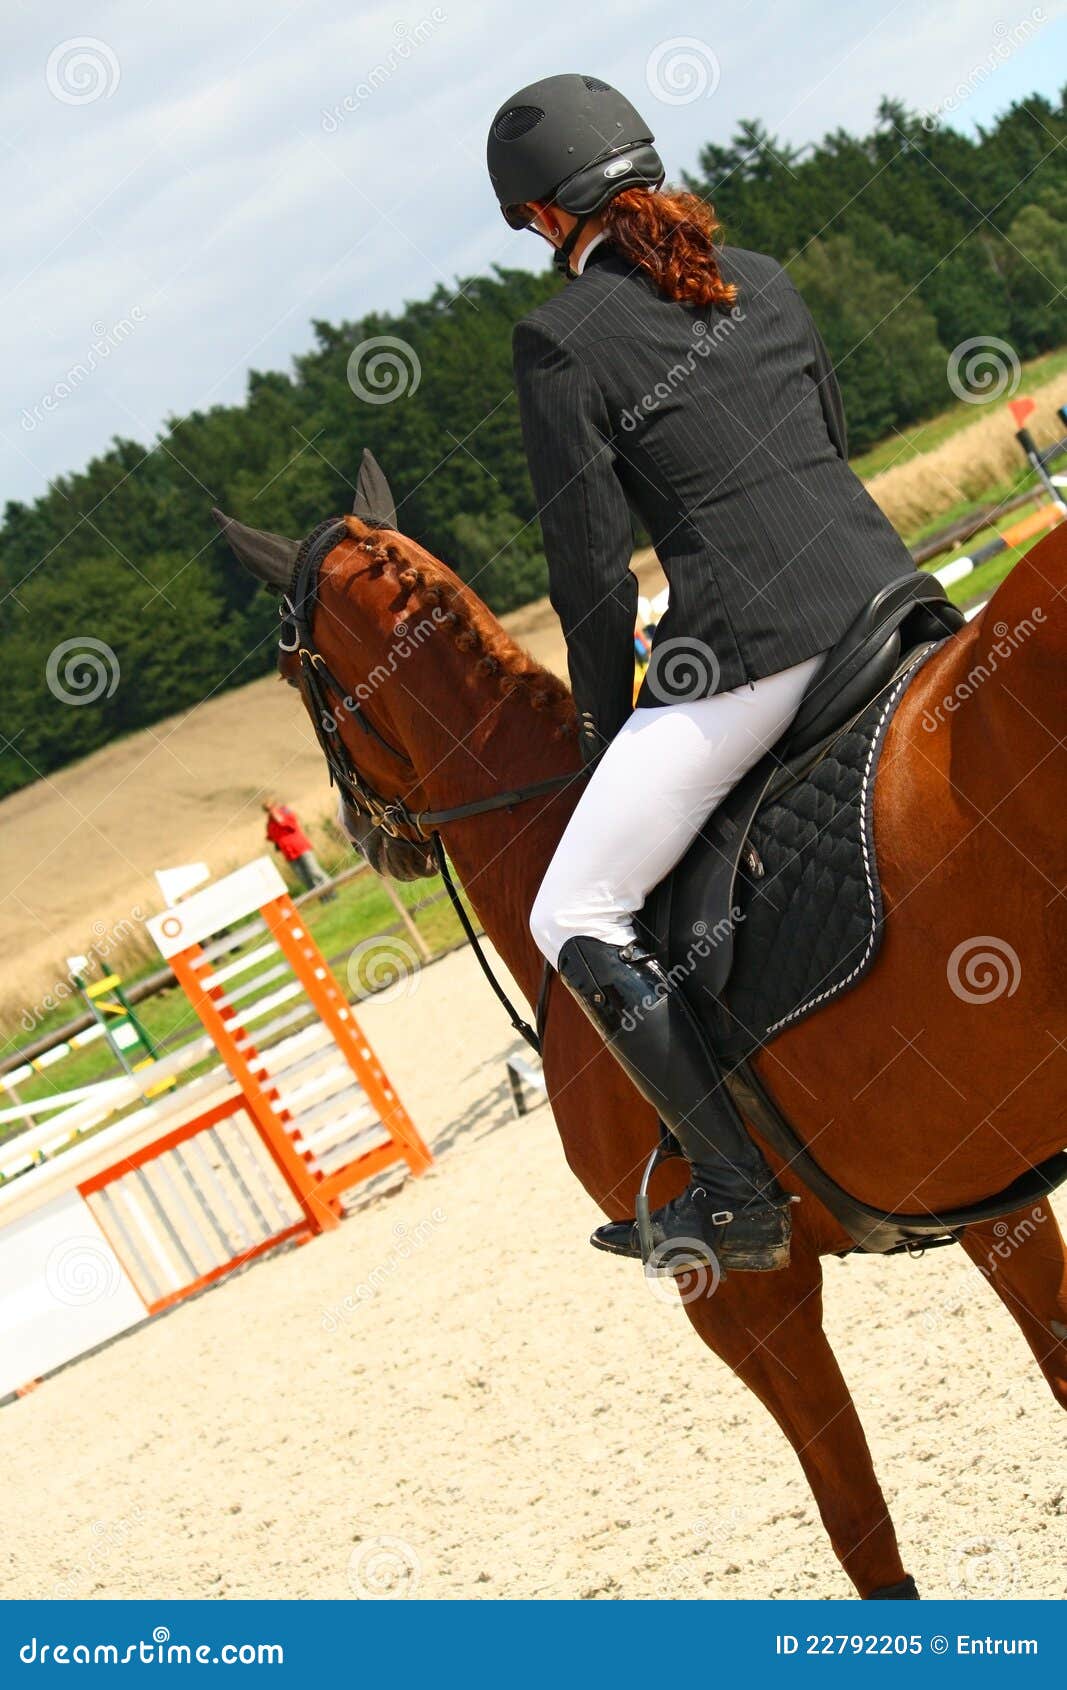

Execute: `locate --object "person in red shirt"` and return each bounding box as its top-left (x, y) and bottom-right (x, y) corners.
top-left (262, 799), bottom-right (333, 897)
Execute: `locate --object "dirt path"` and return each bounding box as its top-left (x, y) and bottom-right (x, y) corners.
top-left (5, 943), bottom-right (1064, 1602)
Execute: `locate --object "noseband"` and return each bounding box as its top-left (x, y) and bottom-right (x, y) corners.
top-left (279, 516), bottom-right (582, 844)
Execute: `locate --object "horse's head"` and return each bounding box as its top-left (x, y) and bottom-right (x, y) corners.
top-left (213, 451), bottom-right (441, 879)
top-left (213, 450), bottom-right (577, 884)
top-left (330, 794), bottom-right (437, 882)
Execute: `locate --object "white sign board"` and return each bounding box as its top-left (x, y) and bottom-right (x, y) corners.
top-left (155, 862), bottom-right (211, 907)
top-left (146, 857), bottom-right (287, 959)
top-left (0, 1189), bottom-right (146, 1397)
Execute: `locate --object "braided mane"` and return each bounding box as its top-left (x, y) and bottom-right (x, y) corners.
top-left (340, 516), bottom-right (578, 740)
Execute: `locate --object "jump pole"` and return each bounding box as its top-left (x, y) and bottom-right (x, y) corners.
top-left (0, 859), bottom-right (434, 1397)
top-left (147, 858), bottom-right (432, 1235)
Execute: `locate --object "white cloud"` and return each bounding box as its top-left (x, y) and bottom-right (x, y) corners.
top-left (2, 0), bottom-right (1061, 506)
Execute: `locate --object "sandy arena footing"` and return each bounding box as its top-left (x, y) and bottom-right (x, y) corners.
top-left (5, 944), bottom-right (1066, 1601)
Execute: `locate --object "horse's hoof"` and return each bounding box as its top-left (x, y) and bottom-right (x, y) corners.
top-left (865, 1575), bottom-right (920, 1599)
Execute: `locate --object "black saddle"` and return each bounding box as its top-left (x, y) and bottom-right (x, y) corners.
top-left (639, 570), bottom-right (962, 1012)
top-left (632, 570), bottom-right (1067, 1254)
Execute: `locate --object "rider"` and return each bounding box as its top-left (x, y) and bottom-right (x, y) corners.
top-left (488, 75), bottom-right (918, 1277)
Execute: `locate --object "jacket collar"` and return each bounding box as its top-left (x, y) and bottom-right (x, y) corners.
top-left (574, 230), bottom-right (612, 274)
top-left (577, 235), bottom-right (616, 273)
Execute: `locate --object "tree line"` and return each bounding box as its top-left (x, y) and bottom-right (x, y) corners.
top-left (2, 91), bottom-right (1064, 796)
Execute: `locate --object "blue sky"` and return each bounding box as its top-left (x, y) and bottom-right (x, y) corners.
top-left (3, 0), bottom-right (1065, 507)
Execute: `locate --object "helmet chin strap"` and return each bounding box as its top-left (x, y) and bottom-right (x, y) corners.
top-left (552, 213), bottom-right (591, 278)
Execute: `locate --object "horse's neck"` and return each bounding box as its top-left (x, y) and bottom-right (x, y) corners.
top-left (440, 799), bottom-right (573, 1009)
top-left (406, 677), bottom-right (581, 1009)
top-left (919, 565), bottom-right (1064, 837)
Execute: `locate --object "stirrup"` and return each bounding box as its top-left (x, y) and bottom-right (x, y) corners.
top-left (632, 1137), bottom-right (732, 1265)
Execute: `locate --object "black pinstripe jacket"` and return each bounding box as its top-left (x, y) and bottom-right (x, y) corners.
top-left (512, 241), bottom-right (916, 765)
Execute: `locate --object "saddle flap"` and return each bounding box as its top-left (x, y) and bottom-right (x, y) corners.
top-left (646, 643), bottom-right (939, 1061)
top-left (638, 757), bottom-right (777, 998)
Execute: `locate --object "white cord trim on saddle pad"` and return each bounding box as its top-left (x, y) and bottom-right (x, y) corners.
top-left (761, 654), bottom-right (923, 1038)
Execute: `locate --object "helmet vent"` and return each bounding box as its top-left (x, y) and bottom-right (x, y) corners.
top-left (583, 77), bottom-right (612, 92)
top-left (493, 105), bottom-right (545, 141)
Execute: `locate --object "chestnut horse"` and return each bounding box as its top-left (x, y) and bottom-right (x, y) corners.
top-left (217, 490), bottom-right (1067, 1597)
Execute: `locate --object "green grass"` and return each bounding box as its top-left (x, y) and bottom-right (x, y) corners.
top-left (851, 345), bottom-right (1067, 484)
top-left (914, 489), bottom-right (1059, 614)
top-left (901, 467), bottom-right (1059, 554)
top-left (932, 544), bottom-right (1030, 618)
top-left (946, 547), bottom-right (1020, 608)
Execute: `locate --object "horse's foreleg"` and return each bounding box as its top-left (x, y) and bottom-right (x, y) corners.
top-left (683, 1243), bottom-right (914, 1598)
top-left (960, 1204), bottom-right (1067, 1408)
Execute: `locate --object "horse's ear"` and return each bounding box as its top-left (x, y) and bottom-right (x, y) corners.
top-left (212, 508), bottom-right (299, 592)
top-left (352, 448), bottom-right (397, 529)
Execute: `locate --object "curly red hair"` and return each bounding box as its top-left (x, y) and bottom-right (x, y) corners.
top-left (602, 186), bottom-right (739, 309)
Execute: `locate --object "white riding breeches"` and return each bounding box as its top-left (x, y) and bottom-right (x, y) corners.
top-left (530, 653), bottom-right (826, 968)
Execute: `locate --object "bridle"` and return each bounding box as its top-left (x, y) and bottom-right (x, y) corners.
top-left (280, 517), bottom-right (582, 844)
top-left (280, 517), bottom-right (422, 841)
top-left (278, 516), bottom-right (584, 1053)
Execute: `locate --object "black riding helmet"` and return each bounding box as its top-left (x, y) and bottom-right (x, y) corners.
top-left (487, 73), bottom-right (665, 273)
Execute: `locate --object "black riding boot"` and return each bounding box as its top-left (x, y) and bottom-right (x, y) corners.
top-left (556, 935), bottom-right (794, 1276)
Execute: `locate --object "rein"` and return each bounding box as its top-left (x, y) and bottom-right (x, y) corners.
top-left (430, 836), bottom-right (541, 1052)
top-left (281, 516), bottom-right (582, 1054)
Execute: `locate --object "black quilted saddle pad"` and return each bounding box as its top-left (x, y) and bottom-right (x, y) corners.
top-left (704, 653), bottom-right (929, 1060)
